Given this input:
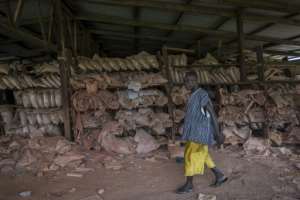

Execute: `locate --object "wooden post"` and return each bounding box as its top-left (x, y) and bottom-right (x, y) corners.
top-left (237, 9), bottom-right (246, 81)
top-left (162, 47), bottom-right (176, 142)
top-left (74, 21), bottom-right (78, 57)
top-left (196, 40), bottom-right (201, 59)
top-left (56, 0), bottom-right (73, 141)
top-left (58, 50), bottom-right (73, 141)
top-left (13, 0), bottom-right (24, 25)
top-left (217, 40), bottom-right (223, 59)
top-left (47, 3), bottom-right (54, 43)
top-left (256, 45), bottom-right (264, 81)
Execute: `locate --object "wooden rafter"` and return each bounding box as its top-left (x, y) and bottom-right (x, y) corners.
top-left (77, 14), bottom-right (300, 46)
top-left (90, 29), bottom-right (193, 44)
top-left (13, 0), bottom-right (24, 24)
top-left (84, 0), bottom-right (300, 27)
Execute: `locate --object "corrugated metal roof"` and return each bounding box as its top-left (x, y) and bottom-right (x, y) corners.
top-left (1, 0), bottom-right (300, 59)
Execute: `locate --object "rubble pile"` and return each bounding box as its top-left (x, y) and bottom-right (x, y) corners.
top-left (0, 136), bottom-right (85, 175)
top-left (219, 84), bottom-right (300, 146)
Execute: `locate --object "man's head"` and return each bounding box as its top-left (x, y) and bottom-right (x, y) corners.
top-left (184, 71), bottom-right (198, 91)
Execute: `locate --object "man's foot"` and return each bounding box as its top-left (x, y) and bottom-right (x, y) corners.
top-left (210, 176), bottom-right (228, 187)
top-left (176, 183), bottom-right (193, 194)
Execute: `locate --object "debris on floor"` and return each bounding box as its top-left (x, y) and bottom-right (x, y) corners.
top-left (79, 194), bottom-right (103, 200)
top-left (198, 193), bottom-right (217, 200)
top-left (0, 136), bottom-right (86, 175)
top-left (18, 191), bottom-right (32, 198)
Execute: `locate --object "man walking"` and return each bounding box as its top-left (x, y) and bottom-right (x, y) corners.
top-left (176, 71), bottom-right (227, 194)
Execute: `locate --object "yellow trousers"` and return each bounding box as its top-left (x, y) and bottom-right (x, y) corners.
top-left (184, 141), bottom-right (216, 176)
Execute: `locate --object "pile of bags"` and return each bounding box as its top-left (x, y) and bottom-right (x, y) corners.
top-left (77, 121), bottom-right (161, 155)
top-left (78, 52), bottom-right (159, 72)
top-left (0, 74), bottom-right (61, 90)
top-left (117, 89), bottom-right (168, 109)
top-left (14, 89), bottom-right (62, 108)
top-left (115, 108), bottom-right (172, 135)
top-left (0, 106), bottom-right (63, 137)
top-left (70, 72), bottom-right (167, 90)
top-left (172, 67), bottom-right (240, 84)
top-left (219, 84), bottom-right (299, 146)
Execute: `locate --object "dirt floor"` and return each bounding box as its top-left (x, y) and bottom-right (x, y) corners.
top-left (0, 146), bottom-right (299, 200)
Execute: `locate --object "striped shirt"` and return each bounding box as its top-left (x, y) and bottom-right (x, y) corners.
top-left (181, 88), bottom-right (216, 145)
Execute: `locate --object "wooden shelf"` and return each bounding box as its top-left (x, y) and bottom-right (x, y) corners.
top-left (174, 80), bottom-right (300, 86)
top-left (16, 107), bottom-right (62, 112)
top-left (173, 62), bottom-right (300, 69)
top-left (72, 84), bottom-right (167, 91)
top-left (74, 68), bottom-right (161, 76)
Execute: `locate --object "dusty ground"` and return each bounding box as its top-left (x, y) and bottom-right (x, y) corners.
top-left (0, 147), bottom-right (299, 200)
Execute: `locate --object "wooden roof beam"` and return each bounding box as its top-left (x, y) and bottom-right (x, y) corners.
top-left (133, 7), bottom-right (140, 53)
top-left (77, 14), bottom-right (300, 46)
top-left (223, 0), bottom-right (300, 14)
top-left (264, 50), bottom-right (300, 57)
top-left (90, 29), bottom-right (193, 44)
top-left (0, 19), bottom-right (57, 52)
top-left (85, 0), bottom-right (300, 27)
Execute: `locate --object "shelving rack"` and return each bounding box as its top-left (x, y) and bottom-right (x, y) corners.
top-left (160, 45), bottom-right (300, 142)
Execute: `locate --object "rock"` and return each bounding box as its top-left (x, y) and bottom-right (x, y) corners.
top-left (97, 188), bottom-right (104, 195)
top-left (198, 193), bottom-right (217, 200)
top-left (18, 191), bottom-right (32, 198)
top-left (55, 139), bottom-right (72, 154)
top-left (53, 152), bottom-right (85, 168)
top-left (66, 173), bottom-right (83, 178)
top-left (134, 129), bottom-right (159, 154)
